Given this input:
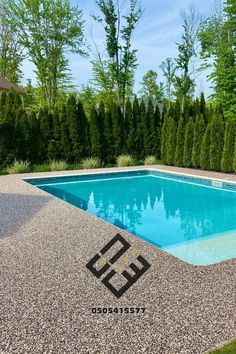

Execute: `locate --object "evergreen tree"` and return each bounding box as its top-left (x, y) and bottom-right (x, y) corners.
top-left (155, 104), bottom-right (162, 159)
top-left (166, 117), bottom-right (176, 165)
top-left (112, 104), bottom-right (124, 156)
top-left (137, 99), bottom-right (146, 159)
top-left (132, 97), bottom-right (141, 159)
top-left (200, 124), bottom-right (211, 170)
top-left (66, 95), bottom-right (83, 162)
top-left (60, 104), bottom-right (72, 162)
top-left (38, 107), bottom-right (52, 162)
top-left (104, 106), bottom-right (114, 163)
top-left (210, 114), bottom-right (225, 171)
top-left (146, 97), bottom-right (158, 155)
top-left (126, 99), bottom-right (136, 156)
top-left (89, 105), bottom-right (103, 159)
top-left (192, 115), bottom-right (205, 168)
top-left (183, 118), bottom-right (194, 167)
top-left (97, 101), bottom-right (106, 161)
top-left (221, 116), bottom-right (235, 172)
top-left (175, 116), bottom-right (185, 166)
top-left (28, 111), bottom-right (41, 164)
top-left (200, 92), bottom-right (206, 121)
top-left (0, 91), bottom-right (6, 120)
top-left (48, 106), bottom-right (61, 160)
top-left (161, 115), bottom-right (170, 164)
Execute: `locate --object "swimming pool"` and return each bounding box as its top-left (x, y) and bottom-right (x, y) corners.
top-left (26, 169), bottom-right (236, 266)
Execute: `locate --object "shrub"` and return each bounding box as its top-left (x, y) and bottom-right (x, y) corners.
top-left (200, 124), bottom-right (211, 170)
top-left (166, 117), bottom-right (176, 166)
top-left (175, 117), bottom-right (185, 167)
top-left (144, 156), bottom-right (158, 165)
top-left (82, 157), bottom-right (101, 169)
top-left (33, 164), bottom-right (51, 172)
top-left (117, 155), bottom-right (135, 167)
top-left (221, 116), bottom-right (235, 173)
top-left (49, 159), bottom-right (68, 171)
top-left (6, 160), bottom-right (30, 174)
top-left (192, 115), bottom-right (205, 168)
top-left (210, 115), bottom-right (224, 171)
top-left (183, 119), bottom-right (194, 167)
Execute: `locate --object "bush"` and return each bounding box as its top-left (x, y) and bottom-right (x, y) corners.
top-left (49, 160), bottom-right (68, 171)
top-left (117, 155), bottom-right (135, 167)
top-left (144, 156), bottom-right (158, 165)
top-left (82, 157), bottom-right (101, 169)
top-left (6, 160), bottom-right (30, 174)
top-left (33, 164), bottom-right (51, 172)
top-left (221, 116), bottom-right (235, 173)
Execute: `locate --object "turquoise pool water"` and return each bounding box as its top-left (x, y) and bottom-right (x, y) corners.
top-left (26, 170), bottom-right (236, 265)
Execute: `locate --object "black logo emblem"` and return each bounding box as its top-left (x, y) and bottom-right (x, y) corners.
top-left (86, 234), bottom-right (151, 298)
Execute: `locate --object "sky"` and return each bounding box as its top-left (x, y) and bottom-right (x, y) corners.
top-left (21, 0), bottom-right (216, 97)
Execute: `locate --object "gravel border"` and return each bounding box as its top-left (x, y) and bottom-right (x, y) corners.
top-left (0, 165), bottom-right (236, 354)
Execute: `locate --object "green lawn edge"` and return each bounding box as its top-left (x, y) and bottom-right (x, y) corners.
top-left (208, 339), bottom-right (236, 354)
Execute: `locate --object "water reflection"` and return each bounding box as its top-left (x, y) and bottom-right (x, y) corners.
top-left (41, 176), bottom-right (236, 248)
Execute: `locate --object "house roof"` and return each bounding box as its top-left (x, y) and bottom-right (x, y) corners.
top-left (0, 76), bottom-right (25, 94)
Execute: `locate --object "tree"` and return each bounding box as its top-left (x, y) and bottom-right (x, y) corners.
top-left (104, 106), bottom-right (114, 162)
top-left (10, 0), bottom-right (86, 110)
top-left (166, 118), bottom-right (176, 165)
top-left (198, 0), bottom-right (236, 115)
top-left (161, 115), bottom-right (170, 164)
top-left (221, 115), bottom-right (236, 172)
top-left (93, 0), bottom-right (143, 110)
top-left (112, 103), bottom-right (124, 156)
top-left (192, 115), bottom-right (205, 168)
top-left (175, 117), bottom-right (185, 166)
top-left (66, 95), bottom-right (83, 161)
top-left (200, 124), bottom-right (211, 170)
top-left (126, 99), bottom-right (136, 156)
top-left (174, 6), bottom-right (201, 111)
top-left (139, 70), bottom-right (163, 102)
top-left (183, 118), bottom-right (194, 167)
top-left (60, 104), bottom-right (72, 162)
top-left (0, 0), bottom-right (24, 83)
top-left (48, 107), bottom-right (61, 160)
top-left (89, 105), bottom-right (103, 160)
top-left (160, 58), bottom-right (176, 101)
top-left (210, 114), bottom-right (224, 171)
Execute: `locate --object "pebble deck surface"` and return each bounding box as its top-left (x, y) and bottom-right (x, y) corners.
top-left (0, 166), bottom-right (236, 354)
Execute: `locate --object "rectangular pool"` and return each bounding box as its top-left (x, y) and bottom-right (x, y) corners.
top-left (25, 169), bottom-right (236, 265)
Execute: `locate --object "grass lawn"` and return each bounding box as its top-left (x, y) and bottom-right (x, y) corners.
top-left (209, 340), bottom-right (236, 353)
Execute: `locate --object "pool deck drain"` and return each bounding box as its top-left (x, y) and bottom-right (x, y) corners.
top-left (0, 165), bottom-right (236, 354)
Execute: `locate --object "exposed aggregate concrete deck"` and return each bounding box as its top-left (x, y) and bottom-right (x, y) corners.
top-left (0, 165), bottom-right (236, 354)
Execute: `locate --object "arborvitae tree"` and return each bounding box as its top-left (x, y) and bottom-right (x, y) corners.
top-left (112, 104), bottom-right (124, 156)
top-left (0, 91), bottom-right (6, 120)
top-left (166, 117), bottom-right (176, 165)
top-left (200, 124), bottom-right (211, 170)
top-left (132, 97), bottom-right (141, 158)
top-left (60, 104), bottom-right (72, 162)
top-left (38, 107), bottom-right (52, 162)
top-left (175, 116), bottom-right (185, 166)
top-left (155, 104), bottom-right (162, 159)
top-left (146, 97), bottom-right (158, 155)
top-left (89, 105), bottom-right (103, 159)
top-left (104, 107), bottom-right (114, 163)
top-left (221, 116), bottom-right (236, 172)
top-left (78, 100), bottom-right (90, 157)
top-left (192, 115), bottom-right (205, 168)
top-left (48, 107), bottom-right (61, 160)
top-left (210, 114), bottom-right (225, 171)
top-left (20, 110), bottom-right (31, 160)
top-left (183, 118), bottom-right (194, 167)
top-left (233, 138), bottom-right (236, 173)
top-left (126, 99), bottom-right (136, 156)
top-left (161, 115), bottom-right (170, 164)
top-left (200, 92), bottom-right (206, 121)
top-left (66, 95), bottom-right (82, 162)
top-left (174, 100), bottom-right (181, 122)
top-left (137, 99), bottom-right (146, 159)
top-left (28, 111), bottom-right (41, 164)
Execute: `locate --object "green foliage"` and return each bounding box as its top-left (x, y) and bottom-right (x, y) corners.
top-left (89, 105), bottom-right (103, 160)
top-left (161, 115), bottom-right (170, 164)
top-left (175, 117), bottom-right (185, 166)
top-left (192, 115), bottom-right (205, 168)
top-left (82, 157), bottom-right (101, 169)
top-left (6, 159), bottom-right (30, 174)
top-left (221, 116), bottom-right (235, 172)
top-left (33, 164), bottom-right (51, 172)
top-left (166, 117), bottom-right (176, 165)
top-left (210, 115), bottom-right (224, 171)
top-left (200, 124), bottom-right (211, 170)
top-left (49, 159), bottom-right (68, 171)
top-left (144, 156), bottom-right (158, 165)
top-left (139, 70), bottom-right (163, 101)
top-left (117, 154), bottom-right (135, 167)
top-left (183, 118), bottom-right (194, 167)
top-left (10, 0), bottom-right (86, 110)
